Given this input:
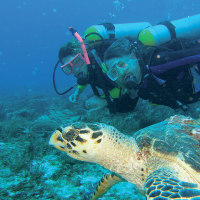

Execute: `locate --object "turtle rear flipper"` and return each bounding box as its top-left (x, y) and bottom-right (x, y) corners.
top-left (145, 167), bottom-right (200, 199)
top-left (90, 173), bottom-right (125, 200)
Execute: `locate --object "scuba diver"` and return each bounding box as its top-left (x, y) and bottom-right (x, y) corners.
top-left (54, 28), bottom-right (138, 114)
top-left (53, 14), bottom-right (200, 113)
top-left (103, 37), bottom-right (200, 110)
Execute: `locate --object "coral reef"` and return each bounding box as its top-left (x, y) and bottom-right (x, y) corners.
top-left (0, 92), bottom-right (200, 199)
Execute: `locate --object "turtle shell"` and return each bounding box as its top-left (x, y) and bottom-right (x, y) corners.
top-left (134, 115), bottom-right (200, 172)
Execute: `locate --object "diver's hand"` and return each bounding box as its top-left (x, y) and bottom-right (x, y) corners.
top-left (69, 93), bottom-right (79, 103)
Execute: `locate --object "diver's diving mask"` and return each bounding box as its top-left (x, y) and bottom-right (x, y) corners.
top-left (61, 53), bottom-right (86, 75)
top-left (106, 59), bottom-right (129, 81)
top-left (106, 55), bottom-right (142, 89)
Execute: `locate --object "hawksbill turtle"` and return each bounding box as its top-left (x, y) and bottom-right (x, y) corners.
top-left (49, 115), bottom-right (200, 199)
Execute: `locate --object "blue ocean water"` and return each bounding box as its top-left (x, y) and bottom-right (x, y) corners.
top-left (1, 1), bottom-right (200, 199)
top-left (0, 0), bottom-right (200, 96)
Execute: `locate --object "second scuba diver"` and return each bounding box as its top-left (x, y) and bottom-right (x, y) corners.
top-left (54, 14), bottom-right (200, 113)
top-left (104, 37), bottom-right (200, 110)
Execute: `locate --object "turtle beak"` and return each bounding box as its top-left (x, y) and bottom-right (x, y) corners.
top-left (49, 129), bottom-right (67, 152)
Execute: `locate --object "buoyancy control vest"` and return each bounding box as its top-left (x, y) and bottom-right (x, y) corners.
top-left (134, 38), bottom-right (200, 109)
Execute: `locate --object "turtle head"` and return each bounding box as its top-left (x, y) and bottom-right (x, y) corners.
top-left (49, 122), bottom-right (105, 162)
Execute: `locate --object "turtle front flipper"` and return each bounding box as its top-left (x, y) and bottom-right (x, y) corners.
top-left (145, 167), bottom-right (200, 199)
top-left (90, 173), bottom-right (125, 200)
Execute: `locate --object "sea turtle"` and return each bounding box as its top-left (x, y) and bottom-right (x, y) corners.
top-left (49, 115), bottom-right (200, 199)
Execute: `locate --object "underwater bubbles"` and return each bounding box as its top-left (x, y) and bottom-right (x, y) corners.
top-left (113, 0), bottom-right (125, 11)
top-left (109, 0), bottom-right (134, 18)
top-left (108, 13), bottom-right (116, 18)
top-left (32, 66), bottom-right (39, 76)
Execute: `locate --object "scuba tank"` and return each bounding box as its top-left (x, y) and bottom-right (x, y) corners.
top-left (84, 22), bottom-right (151, 44)
top-left (138, 14), bottom-right (200, 46)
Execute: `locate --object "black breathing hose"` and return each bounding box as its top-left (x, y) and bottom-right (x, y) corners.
top-left (53, 60), bottom-right (77, 95)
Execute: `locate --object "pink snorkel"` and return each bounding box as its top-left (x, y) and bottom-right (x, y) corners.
top-left (69, 27), bottom-right (90, 65)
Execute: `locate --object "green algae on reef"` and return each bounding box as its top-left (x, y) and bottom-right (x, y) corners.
top-left (0, 93), bottom-right (200, 199)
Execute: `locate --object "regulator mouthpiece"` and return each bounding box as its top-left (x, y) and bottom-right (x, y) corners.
top-left (124, 74), bottom-right (138, 90)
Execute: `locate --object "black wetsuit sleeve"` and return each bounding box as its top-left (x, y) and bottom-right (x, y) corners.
top-left (109, 94), bottom-right (139, 113)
